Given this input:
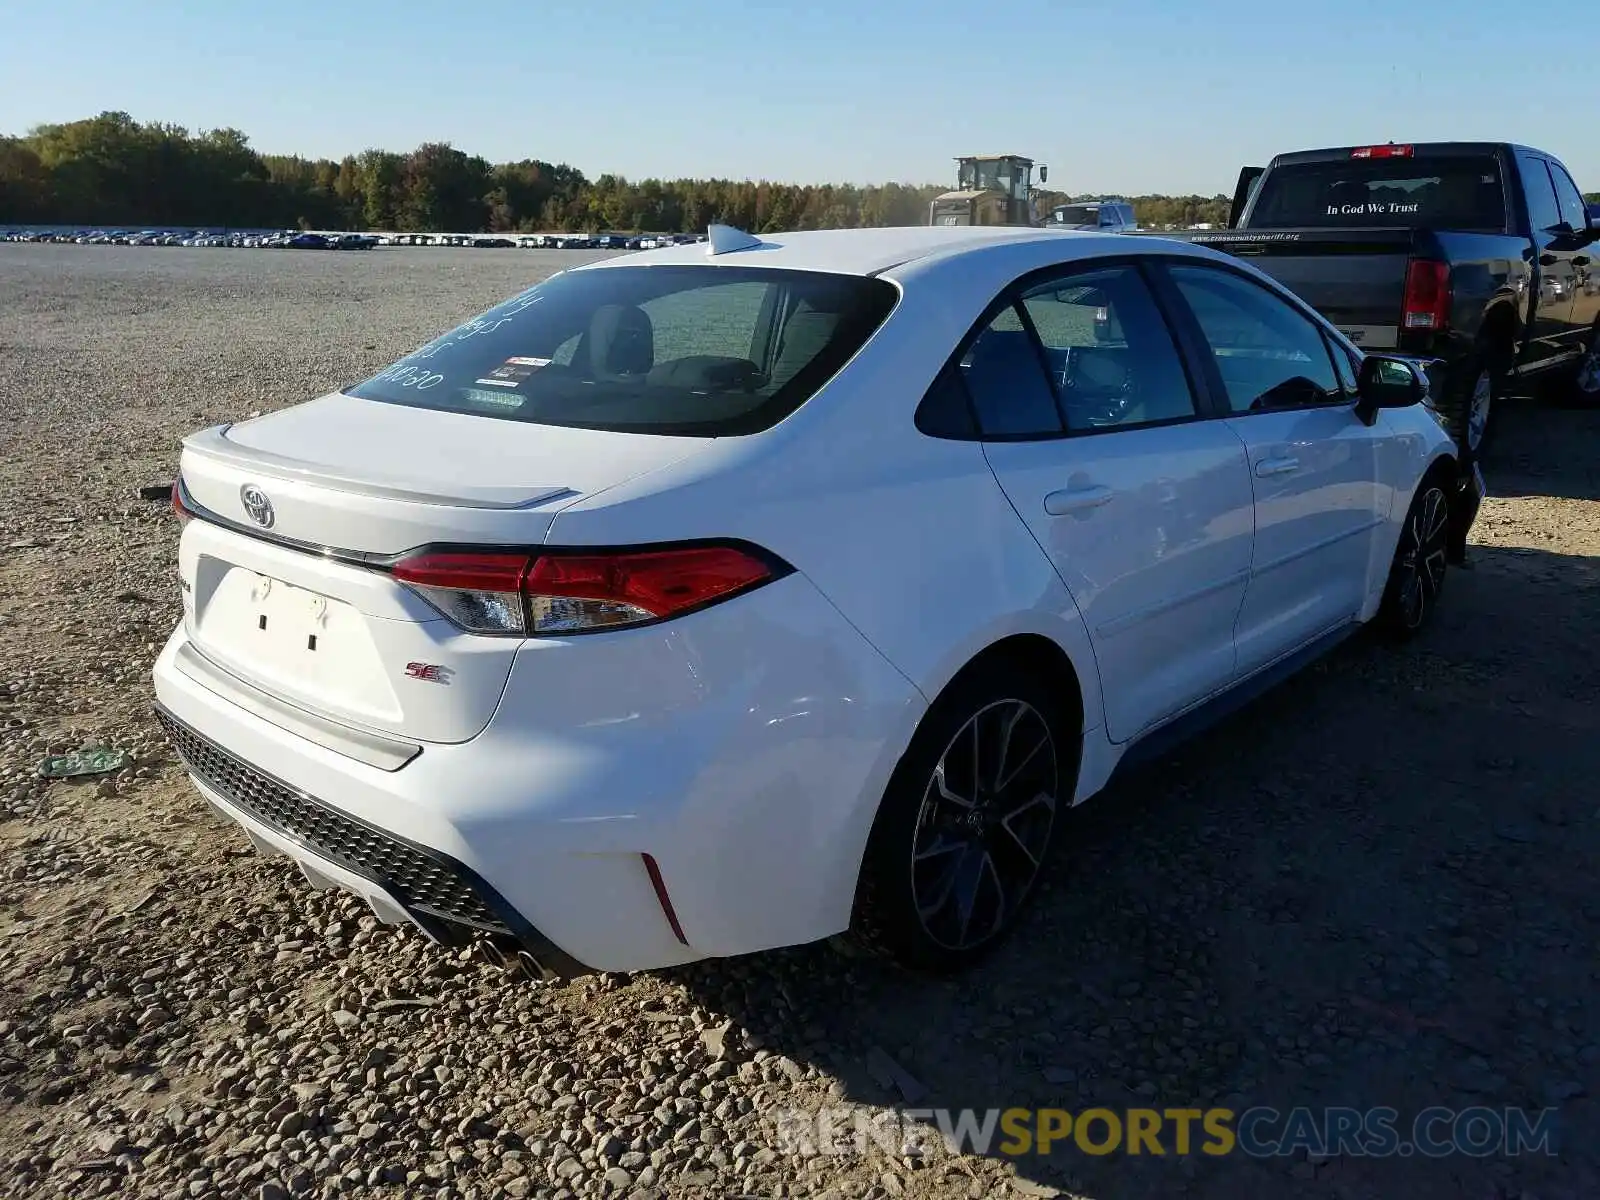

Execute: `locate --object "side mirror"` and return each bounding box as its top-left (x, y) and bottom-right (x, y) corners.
top-left (1039, 165), bottom-right (1049, 184)
top-left (1355, 355), bottom-right (1426, 425)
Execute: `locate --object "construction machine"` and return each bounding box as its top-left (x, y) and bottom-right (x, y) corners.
top-left (929, 155), bottom-right (1049, 227)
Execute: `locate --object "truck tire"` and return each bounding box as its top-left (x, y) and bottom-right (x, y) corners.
top-left (1440, 355), bottom-right (1499, 463)
top-left (1576, 321), bottom-right (1600, 404)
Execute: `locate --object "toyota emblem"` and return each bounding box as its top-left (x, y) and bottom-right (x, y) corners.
top-left (239, 483), bottom-right (276, 529)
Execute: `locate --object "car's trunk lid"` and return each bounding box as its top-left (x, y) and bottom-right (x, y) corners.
top-left (175, 392), bottom-right (707, 746)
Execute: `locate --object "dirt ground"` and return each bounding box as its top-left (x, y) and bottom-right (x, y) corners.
top-left (0, 246), bottom-right (1595, 1200)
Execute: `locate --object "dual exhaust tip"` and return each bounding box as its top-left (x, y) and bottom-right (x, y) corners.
top-left (479, 935), bottom-right (553, 982)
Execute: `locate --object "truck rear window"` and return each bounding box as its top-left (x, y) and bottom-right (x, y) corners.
top-left (1052, 205), bottom-right (1101, 226)
top-left (347, 266), bottom-right (899, 436)
top-left (1246, 156), bottom-right (1507, 232)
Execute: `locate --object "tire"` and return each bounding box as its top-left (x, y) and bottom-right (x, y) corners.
top-left (1575, 321), bottom-right (1600, 404)
top-left (847, 662), bottom-right (1077, 972)
top-left (1376, 478), bottom-right (1452, 641)
top-left (1441, 356), bottom-right (1499, 462)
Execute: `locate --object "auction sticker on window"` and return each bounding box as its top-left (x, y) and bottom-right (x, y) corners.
top-left (475, 356), bottom-right (551, 388)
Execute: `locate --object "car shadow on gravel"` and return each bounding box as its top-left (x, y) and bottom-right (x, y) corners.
top-left (667, 408), bottom-right (1600, 1200)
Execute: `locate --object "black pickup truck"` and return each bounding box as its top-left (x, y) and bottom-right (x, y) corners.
top-left (1158, 143), bottom-right (1600, 457)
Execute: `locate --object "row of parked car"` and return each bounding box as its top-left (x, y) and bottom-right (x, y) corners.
top-left (2, 227), bottom-right (708, 251)
top-left (0, 228), bottom-right (381, 249)
top-left (383, 231), bottom-right (706, 250)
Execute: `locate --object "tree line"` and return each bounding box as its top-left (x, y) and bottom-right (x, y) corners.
top-left (0, 112), bottom-right (1241, 233)
top-left (10, 112), bottom-right (1590, 235)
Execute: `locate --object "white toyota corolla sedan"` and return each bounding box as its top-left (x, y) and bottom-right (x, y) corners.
top-left (152, 224), bottom-right (1482, 977)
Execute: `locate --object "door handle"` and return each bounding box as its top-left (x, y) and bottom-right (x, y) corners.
top-left (1254, 456), bottom-right (1299, 478)
top-left (1044, 485), bottom-right (1114, 515)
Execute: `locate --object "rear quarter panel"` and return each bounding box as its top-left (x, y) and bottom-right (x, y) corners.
top-left (541, 241), bottom-right (1128, 736)
top-left (1429, 231), bottom-right (1534, 362)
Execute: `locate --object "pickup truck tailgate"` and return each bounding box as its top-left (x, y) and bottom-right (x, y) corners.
top-left (1183, 227), bottom-right (1421, 349)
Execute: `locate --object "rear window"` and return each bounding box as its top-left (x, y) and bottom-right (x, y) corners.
top-left (1051, 205), bottom-right (1100, 226)
top-left (347, 266), bottom-right (899, 436)
top-left (1246, 155), bottom-right (1507, 232)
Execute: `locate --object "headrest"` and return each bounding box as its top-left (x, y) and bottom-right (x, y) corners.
top-left (588, 304), bottom-right (654, 378)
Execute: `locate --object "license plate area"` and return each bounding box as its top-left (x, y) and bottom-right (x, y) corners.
top-left (244, 573), bottom-right (347, 657)
top-left (191, 561), bottom-right (403, 725)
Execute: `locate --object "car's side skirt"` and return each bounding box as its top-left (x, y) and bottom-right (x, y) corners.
top-left (1105, 621), bottom-right (1360, 784)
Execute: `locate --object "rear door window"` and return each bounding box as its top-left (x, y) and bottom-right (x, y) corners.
top-left (1247, 155), bottom-right (1508, 232)
top-left (1548, 162), bottom-right (1590, 231)
top-left (958, 305), bottom-right (1064, 437)
top-left (348, 266), bottom-right (899, 436)
top-left (1018, 265), bottom-right (1197, 430)
top-left (1520, 156), bottom-right (1564, 232)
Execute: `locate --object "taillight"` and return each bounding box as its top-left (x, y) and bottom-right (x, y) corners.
top-left (1351, 144), bottom-right (1413, 158)
top-left (1401, 259), bottom-right (1451, 332)
top-left (524, 545), bottom-right (779, 633)
top-left (391, 552), bottom-right (531, 635)
top-left (172, 478), bottom-right (194, 524)
top-left (390, 544), bottom-right (785, 637)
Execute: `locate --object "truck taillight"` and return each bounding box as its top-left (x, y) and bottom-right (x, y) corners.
top-left (1401, 260), bottom-right (1451, 332)
top-left (1352, 144), bottom-right (1414, 158)
top-left (389, 544), bottom-right (788, 637)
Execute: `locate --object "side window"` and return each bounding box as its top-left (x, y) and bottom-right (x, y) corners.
top-left (957, 304), bottom-right (1063, 437)
top-left (639, 280), bottom-right (767, 365)
top-left (1521, 157), bottom-right (1563, 232)
top-left (1018, 265), bottom-right (1197, 430)
top-left (1549, 163), bottom-right (1590, 231)
top-left (1168, 266), bottom-right (1342, 413)
top-left (915, 364), bottom-right (978, 438)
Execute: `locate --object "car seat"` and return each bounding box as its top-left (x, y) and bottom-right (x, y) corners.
top-left (769, 296), bottom-right (844, 389)
top-left (585, 304), bottom-right (655, 380)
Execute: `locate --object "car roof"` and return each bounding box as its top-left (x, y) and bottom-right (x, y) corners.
top-left (578, 225), bottom-right (1124, 278)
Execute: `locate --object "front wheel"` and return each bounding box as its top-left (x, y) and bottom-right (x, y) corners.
top-left (848, 665), bottom-right (1076, 972)
top-left (1376, 480), bottom-right (1452, 640)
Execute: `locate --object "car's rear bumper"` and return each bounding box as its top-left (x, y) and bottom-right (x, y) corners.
top-left (151, 571), bottom-right (926, 973)
top-left (155, 704), bottom-right (589, 977)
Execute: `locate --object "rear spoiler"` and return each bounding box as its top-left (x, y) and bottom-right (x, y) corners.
top-left (182, 423), bottom-right (574, 510)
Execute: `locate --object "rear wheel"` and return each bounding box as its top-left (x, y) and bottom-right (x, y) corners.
top-left (1439, 353), bottom-right (1500, 462)
top-left (849, 665), bottom-right (1076, 972)
top-left (1575, 322), bottom-right (1600, 403)
top-left (1376, 479), bottom-right (1452, 640)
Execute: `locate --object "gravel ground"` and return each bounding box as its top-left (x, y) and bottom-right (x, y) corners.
top-left (1, 244), bottom-right (1597, 1200)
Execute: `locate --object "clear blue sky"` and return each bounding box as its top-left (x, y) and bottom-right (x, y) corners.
top-left (3, 0), bottom-right (1594, 195)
